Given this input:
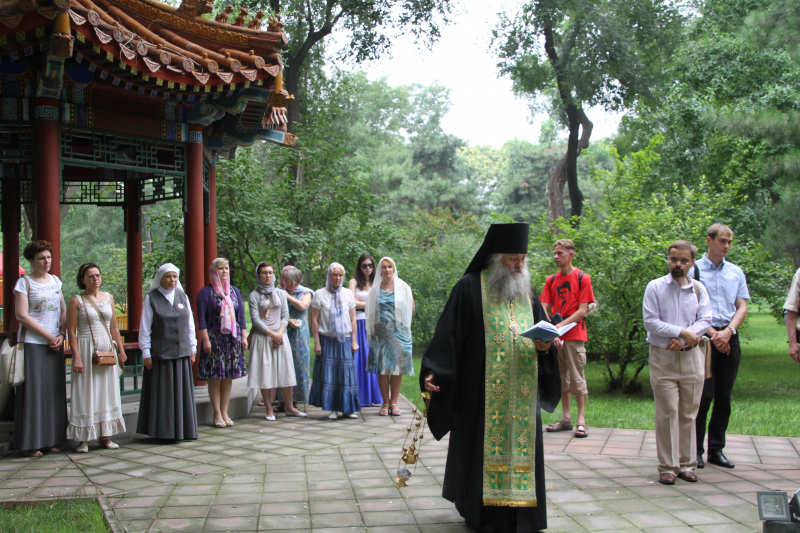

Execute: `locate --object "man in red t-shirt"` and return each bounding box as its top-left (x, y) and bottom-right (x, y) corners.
top-left (540, 239), bottom-right (595, 439)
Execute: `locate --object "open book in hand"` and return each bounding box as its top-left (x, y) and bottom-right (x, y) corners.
top-left (521, 321), bottom-right (577, 342)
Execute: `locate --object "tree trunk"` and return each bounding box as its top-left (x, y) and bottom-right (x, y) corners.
top-left (59, 185), bottom-right (76, 225)
top-left (793, 247), bottom-right (800, 270)
top-left (23, 205), bottom-right (35, 240)
top-left (546, 153), bottom-right (568, 222)
top-left (546, 107), bottom-right (593, 223)
top-left (284, 64), bottom-right (300, 135)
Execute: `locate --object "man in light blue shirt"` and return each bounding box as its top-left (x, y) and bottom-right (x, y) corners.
top-left (643, 240), bottom-right (712, 485)
top-left (694, 223), bottom-right (749, 470)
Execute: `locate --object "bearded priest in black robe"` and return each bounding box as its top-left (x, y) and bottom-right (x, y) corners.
top-left (420, 223), bottom-right (561, 533)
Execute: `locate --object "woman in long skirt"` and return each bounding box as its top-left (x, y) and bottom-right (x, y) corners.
top-left (197, 258), bottom-right (248, 428)
top-left (309, 263), bottom-right (361, 419)
top-left (13, 240), bottom-right (67, 456)
top-left (348, 254), bottom-right (382, 408)
top-left (65, 263), bottom-right (128, 451)
top-left (277, 266), bottom-right (314, 409)
top-left (366, 257), bottom-right (415, 416)
top-left (137, 263), bottom-right (198, 440)
top-left (248, 262), bottom-right (306, 420)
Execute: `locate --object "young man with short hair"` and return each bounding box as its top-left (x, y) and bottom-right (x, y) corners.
top-left (643, 240), bottom-right (712, 485)
top-left (540, 239), bottom-right (595, 439)
top-left (695, 223), bottom-right (749, 469)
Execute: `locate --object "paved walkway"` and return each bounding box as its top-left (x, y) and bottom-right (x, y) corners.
top-left (2, 394), bottom-right (798, 532)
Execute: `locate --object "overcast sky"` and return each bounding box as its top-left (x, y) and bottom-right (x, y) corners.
top-left (350, 0), bottom-right (620, 149)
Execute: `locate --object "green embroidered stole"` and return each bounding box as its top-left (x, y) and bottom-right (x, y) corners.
top-left (480, 268), bottom-right (538, 507)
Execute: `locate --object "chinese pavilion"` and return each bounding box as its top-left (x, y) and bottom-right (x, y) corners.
top-left (0, 0), bottom-right (296, 363)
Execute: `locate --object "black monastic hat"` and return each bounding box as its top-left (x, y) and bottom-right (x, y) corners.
top-left (464, 223), bottom-right (530, 275)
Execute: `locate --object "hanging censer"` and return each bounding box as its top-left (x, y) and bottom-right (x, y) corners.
top-left (395, 391), bottom-right (432, 488)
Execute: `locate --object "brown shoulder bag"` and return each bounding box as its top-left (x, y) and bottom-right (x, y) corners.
top-left (81, 295), bottom-right (118, 366)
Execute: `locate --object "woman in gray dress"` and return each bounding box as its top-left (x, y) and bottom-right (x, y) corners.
top-left (247, 262), bottom-right (306, 420)
top-left (137, 263), bottom-right (198, 440)
top-left (13, 240), bottom-right (67, 457)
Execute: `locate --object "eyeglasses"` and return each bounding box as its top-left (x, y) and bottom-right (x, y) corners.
top-left (667, 257), bottom-right (692, 266)
top-left (361, 263), bottom-right (374, 270)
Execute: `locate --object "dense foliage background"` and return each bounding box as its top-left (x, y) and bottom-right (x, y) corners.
top-left (10, 0), bottom-right (799, 392)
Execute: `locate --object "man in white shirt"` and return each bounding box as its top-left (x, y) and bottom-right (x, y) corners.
top-left (643, 240), bottom-right (712, 485)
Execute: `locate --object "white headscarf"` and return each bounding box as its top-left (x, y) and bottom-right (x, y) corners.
top-left (325, 263), bottom-right (349, 343)
top-left (150, 263), bottom-right (184, 292)
top-left (366, 257), bottom-right (413, 338)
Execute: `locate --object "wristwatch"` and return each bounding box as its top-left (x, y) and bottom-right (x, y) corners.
top-left (727, 326), bottom-right (737, 335)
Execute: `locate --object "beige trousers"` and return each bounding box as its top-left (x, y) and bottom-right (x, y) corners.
top-left (649, 344), bottom-right (705, 475)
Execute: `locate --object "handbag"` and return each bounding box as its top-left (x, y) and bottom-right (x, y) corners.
top-left (81, 294), bottom-right (118, 366)
top-left (0, 277), bottom-right (30, 386)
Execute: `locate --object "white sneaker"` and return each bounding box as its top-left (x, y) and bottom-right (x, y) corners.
top-left (343, 412), bottom-right (358, 419)
top-left (76, 443), bottom-right (89, 453)
top-left (265, 415), bottom-right (276, 421)
top-left (327, 411), bottom-right (339, 420)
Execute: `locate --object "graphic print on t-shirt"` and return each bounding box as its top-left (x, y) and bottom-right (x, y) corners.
top-left (540, 269), bottom-right (595, 343)
top-left (555, 280), bottom-right (572, 307)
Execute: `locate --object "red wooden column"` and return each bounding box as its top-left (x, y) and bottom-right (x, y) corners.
top-left (203, 151), bottom-right (217, 286)
top-left (125, 178), bottom-right (142, 336)
top-left (33, 98), bottom-right (62, 276)
top-left (185, 126), bottom-right (206, 385)
top-left (2, 178), bottom-right (20, 335)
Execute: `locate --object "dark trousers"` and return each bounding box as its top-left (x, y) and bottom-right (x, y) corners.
top-left (696, 333), bottom-right (741, 456)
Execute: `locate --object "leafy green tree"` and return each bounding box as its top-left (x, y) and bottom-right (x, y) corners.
top-left (613, 0), bottom-right (800, 264)
top-left (494, 0), bottom-right (683, 221)
top-left (216, 0), bottom-right (454, 131)
top-left (395, 206), bottom-right (483, 346)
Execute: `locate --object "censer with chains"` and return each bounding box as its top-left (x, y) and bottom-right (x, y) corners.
top-left (395, 391), bottom-right (432, 487)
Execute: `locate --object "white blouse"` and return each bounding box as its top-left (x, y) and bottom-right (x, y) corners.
top-left (139, 287), bottom-right (197, 359)
top-left (14, 275), bottom-right (63, 345)
top-left (311, 287), bottom-right (356, 336)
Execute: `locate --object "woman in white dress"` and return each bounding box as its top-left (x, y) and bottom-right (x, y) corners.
top-left (248, 262), bottom-right (306, 420)
top-left (65, 263), bottom-right (128, 452)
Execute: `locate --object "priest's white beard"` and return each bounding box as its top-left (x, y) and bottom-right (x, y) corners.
top-left (487, 254), bottom-right (532, 302)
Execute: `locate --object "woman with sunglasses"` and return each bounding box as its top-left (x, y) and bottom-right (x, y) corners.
top-left (349, 254), bottom-right (382, 408)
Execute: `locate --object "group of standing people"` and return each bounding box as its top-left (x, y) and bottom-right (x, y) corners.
top-left (308, 256), bottom-right (415, 420)
top-left (10, 244), bottom-right (415, 456)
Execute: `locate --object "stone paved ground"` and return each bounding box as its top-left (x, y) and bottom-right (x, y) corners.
top-left (2, 394), bottom-right (799, 532)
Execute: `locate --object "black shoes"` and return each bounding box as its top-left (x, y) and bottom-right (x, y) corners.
top-left (707, 451), bottom-right (735, 468)
top-left (697, 454), bottom-right (704, 469)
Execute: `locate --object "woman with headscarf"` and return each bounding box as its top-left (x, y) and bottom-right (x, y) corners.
top-left (247, 262), bottom-right (306, 420)
top-left (366, 257), bottom-right (415, 416)
top-left (137, 263), bottom-right (198, 440)
top-left (196, 258), bottom-right (248, 428)
top-left (276, 265), bottom-right (314, 411)
top-left (309, 263), bottom-right (361, 420)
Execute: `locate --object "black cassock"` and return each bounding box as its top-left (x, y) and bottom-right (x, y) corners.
top-left (420, 272), bottom-right (560, 533)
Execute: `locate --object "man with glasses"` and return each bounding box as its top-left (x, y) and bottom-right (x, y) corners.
top-left (643, 240), bottom-right (712, 485)
top-left (695, 224), bottom-right (749, 469)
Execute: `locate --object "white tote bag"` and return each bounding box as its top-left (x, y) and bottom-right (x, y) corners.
top-left (0, 277), bottom-right (29, 387)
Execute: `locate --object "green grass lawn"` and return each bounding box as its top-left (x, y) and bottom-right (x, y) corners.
top-left (396, 311), bottom-right (800, 437)
top-left (0, 498), bottom-right (109, 533)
